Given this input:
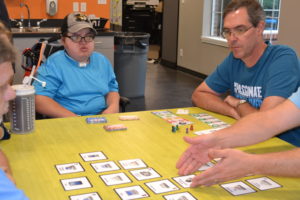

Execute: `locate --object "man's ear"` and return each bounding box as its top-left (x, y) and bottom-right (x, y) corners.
top-left (257, 20), bottom-right (265, 35)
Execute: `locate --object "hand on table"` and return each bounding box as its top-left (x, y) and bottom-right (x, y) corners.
top-left (190, 148), bottom-right (256, 187)
top-left (176, 135), bottom-right (217, 176)
top-left (224, 95), bottom-right (240, 108)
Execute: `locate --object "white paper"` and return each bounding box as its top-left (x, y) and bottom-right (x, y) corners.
top-left (56, 162), bottom-right (84, 174)
top-left (145, 179), bottom-right (179, 194)
top-left (100, 172), bottom-right (131, 186)
top-left (221, 181), bottom-right (256, 196)
top-left (115, 185), bottom-right (149, 200)
top-left (80, 151), bottom-right (107, 162)
top-left (130, 168), bottom-right (161, 181)
top-left (119, 159), bottom-right (147, 169)
top-left (61, 177), bottom-right (91, 191)
top-left (91, 161), bottom-right (120, 173)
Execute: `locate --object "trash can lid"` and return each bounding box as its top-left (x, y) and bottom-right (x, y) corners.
top-left (114, 32), bottom-right (150, 38)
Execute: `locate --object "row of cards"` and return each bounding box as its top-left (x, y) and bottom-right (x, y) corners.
top-left (86, 115), bottom-right (140, 124)
top-left (57, 150), bottom-right (282, 199)
top-left (152, 111), bottom-right (193, 125)
top-left (221, 177), bottom-right (282, 196)
top-left (69, 187), bottom-right (197, 200)
top-left (63, 174), bottom-right (281, 199)
top-left (190, 113), bottom-right (229, 129)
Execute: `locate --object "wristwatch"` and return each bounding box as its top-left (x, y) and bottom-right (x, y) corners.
top-left (236, 99), bottom-right (247, 108)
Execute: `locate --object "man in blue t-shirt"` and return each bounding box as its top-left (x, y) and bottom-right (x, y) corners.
top-left (176, 86), bottom-right (300, 187)
top-left (192, 0), bottom-right (300, 146)
top-left (0, 25), bottom-right (29, 200)
top-left (33, 12), bottom-right (120, 117)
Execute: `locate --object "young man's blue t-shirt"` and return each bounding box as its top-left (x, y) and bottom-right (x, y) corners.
top-left (205, 43), bottom-right (300, 146)
top-left (33, 50), bottom-right (119, 116)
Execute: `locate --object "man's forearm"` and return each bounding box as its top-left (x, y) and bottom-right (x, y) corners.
top-left (192, 92), bottom-right (240, 119)
top-left (215, 100), bottom-right (300, 149)
top-left (103, 92), bottom-right (120, 114)
top-left (35, 95), bottom-right (77, 118)
top-left (236, 102), bottom-right (258, 117)
top-left (254, 148), bottom-right (300, 177)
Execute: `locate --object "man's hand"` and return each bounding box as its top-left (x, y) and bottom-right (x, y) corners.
top-left (102, 105), bottom-right (119, 114)
top-left (176, 135), bottom-right (217, 176)
top-left (224, 95), bottom-right (240, 108)
top-left (190, 148), bottom-right (256, 187)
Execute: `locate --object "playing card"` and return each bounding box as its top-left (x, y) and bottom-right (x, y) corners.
top-left (220, 181), bottom-right (256, 196)
top-left (61, 177), bottom-right (92, 191)
top-left (103, 124), bottom-right (127, 131)
top-left (246, 177), bottom-right (282, 191)
top-left (55, 162), bottom-right (84, 174)
top-left (114, 185), bottom-right (149, 200)
top-left (86, 117), bottom-right (107, 124)
top-left (80, 151), bottom-right (107, 162)
top-left (119, 115), bottom-right (140, 120)
top-left (176, 109), bottom-right (189, 115)
top-left (130, 168), bottom-right (161, 181)
top-left (91, 161), bottom-right (120, 173)
top-left (69, 192), bottom-right (102, 200)
top-left (145, 179), bottom-right (179, 194)
top-left (173, 175), bottom-right (195, 188)
top-left (163, 192), bottom-right (197, 200)
top-left (100, 172), bottom-right (132, 186)
top-left (119, 159), bottom-right (147, 170)
top-left (198, 162), bottom-right (215, 171)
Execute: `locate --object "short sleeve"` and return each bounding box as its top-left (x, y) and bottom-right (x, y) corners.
top-left (205, 55), bottom-right (233, 94)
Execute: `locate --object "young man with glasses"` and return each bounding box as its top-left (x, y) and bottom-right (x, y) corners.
top-left (192, 0), bottom-right (300, 146)
top-left (33, 12), bottom-right (120, 117)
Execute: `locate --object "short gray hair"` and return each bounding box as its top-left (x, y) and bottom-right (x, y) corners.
top-left (223, 0), bottom-right (266, 27)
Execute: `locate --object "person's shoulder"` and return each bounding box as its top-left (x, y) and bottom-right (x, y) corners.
top-left (268, 43), bottom-right (297, 55)
top-left (46, 50), bottom-right (65, 61)
top-left (91, 52), bottom-right (110, 64)
top-left (91, 51), bottom-right (107, 60)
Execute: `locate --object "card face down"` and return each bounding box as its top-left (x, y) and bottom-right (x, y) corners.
top-left (104, 124), bottom-right (127, 131)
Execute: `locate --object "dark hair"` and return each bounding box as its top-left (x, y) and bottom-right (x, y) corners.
top-left (0, 24), bottom-right (16, 64)
top-left (223, 0), bottom-right (265, 27)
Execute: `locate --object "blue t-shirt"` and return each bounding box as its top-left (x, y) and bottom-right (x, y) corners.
top-left (33, 50), bottom-right (119, 116)
top-left (205, 43), bottom-right (300, 146)
top-left (0, 169), bottom-right (29, 200)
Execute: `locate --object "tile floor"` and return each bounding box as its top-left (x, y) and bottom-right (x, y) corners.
top-left (124, 63), bottom-right (204, 112)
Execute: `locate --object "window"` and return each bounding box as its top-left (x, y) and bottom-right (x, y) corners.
top-left (202, 0), bottom-right (281, 46)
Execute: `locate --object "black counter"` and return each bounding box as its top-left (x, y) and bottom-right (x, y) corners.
top-left (12, 29), bottom-right (115, 38)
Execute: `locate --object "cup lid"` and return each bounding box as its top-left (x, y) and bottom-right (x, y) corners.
top-left (12, 84), bottom-right (35, 95)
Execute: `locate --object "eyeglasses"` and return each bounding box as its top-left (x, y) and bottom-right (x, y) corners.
top-left (221, 25), bottom-right (253, 39)
top-left (65, 34), bottom-right (95, 43)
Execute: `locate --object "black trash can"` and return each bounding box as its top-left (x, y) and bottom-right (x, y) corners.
top-left (114, 32), bottom-right (150, 98)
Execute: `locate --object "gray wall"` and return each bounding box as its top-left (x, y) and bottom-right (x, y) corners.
top-left (177, 0), bottom-right (300, 76)
top-left (161, 0), bottom-right (179, 65)
top-left (277, 1), bottom-right (300, 54)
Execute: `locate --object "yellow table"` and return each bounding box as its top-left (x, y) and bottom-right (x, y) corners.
top-left (1, 107), bottom-right (299, 200)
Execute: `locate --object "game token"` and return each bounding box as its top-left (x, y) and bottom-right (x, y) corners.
top-left (190, 124), bottom-right (194, 131)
